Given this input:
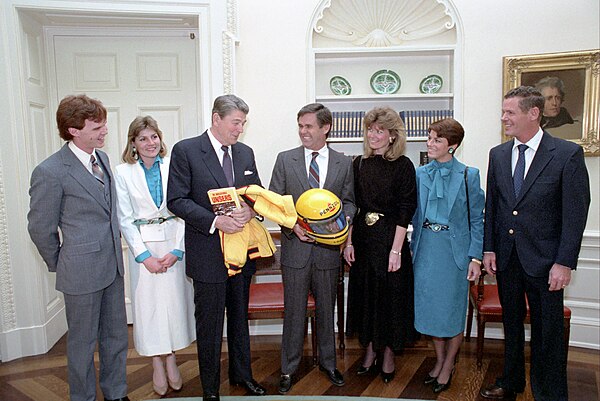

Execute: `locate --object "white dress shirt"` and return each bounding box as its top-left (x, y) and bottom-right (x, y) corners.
top-left (304, 145), bottom-right (329, 189)
top-left (512, 127), bottom-right (543, 178)
top-left (68, 141), bottom-right (103, 176)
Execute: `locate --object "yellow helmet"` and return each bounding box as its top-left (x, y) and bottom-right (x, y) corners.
top-left (295, 188), bottom-right (348, 246)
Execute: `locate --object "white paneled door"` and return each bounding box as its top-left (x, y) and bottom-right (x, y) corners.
top-left (53, 33), bottom-right (200, 322)
top-left (54, 34), bottom-right (199, 158)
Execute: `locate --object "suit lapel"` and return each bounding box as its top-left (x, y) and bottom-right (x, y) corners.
top-left (132, 162), bottom-right (159, 210)
top-left (96, 150), bottom-right (112, 184)
top-left (159, 159), bottom-right (169, 209)
top-left (199, 132), bottom-right (229, 188)
top-left (498, 140), bottom-right (517, 203)
top-left (291, 147), bottom-right (310, 192)
top-left (418, 169), bottom-right (432, 221)
top-left (446, 161), bottom-right (464, 213)
top-left (232, 143), bottom-right (246, 187)
top-left (61, 145), bottom-right (109, 211)
top-left (323, 148), bottom-right (340, 189)
top-left (517, 132), bottom-right (555, 202)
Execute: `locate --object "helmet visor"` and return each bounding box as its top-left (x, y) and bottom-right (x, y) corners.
top-left (306, 211), bottom-right (347, 235)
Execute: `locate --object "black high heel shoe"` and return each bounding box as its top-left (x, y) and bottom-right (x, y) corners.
top-left (423, 373), bottom-right (437, 385)
top-left (432, 369), bottom-right (454, 393)
top-left (381, 369), bottom-right (395, 384)
top-left (357, 359), bottom-right (378, 376)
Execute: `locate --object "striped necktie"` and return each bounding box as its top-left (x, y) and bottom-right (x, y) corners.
top-left (90, 154), bottom-right (104, 185)
top-left (308, 152), bottom-right (320, 189)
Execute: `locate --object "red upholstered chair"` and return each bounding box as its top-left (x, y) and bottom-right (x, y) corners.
top-left (465, 270), bottom-right (571, 368)
top-left (248, 232), bottom-right (318, 365)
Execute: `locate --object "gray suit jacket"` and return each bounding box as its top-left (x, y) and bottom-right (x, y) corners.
top-left (28, 144), bottom-right (124, 295)
top-left (269, 146), bottom-right (356, 269)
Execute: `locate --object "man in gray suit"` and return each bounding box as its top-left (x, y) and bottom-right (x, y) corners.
top-left (269, 103), bottom-right (356, 394)
top-left (28, 95), bottom-right (129, 401)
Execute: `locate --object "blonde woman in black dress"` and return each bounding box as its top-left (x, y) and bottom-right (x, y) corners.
top-left (344, 106), bottom-right (418, 383)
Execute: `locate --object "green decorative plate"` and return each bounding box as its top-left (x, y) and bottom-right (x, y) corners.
top-left (419, 74), bottom-right (443, 94)
top-left (329, 76), bottom-right (352, 96)
top-left (370, 69), bottom-right (401, 94)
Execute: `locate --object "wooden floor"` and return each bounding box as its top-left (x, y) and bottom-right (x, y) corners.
top-left (0, 327), bottom-right (598, 401)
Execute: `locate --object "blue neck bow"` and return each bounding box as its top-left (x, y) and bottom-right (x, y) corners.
top-left (425, 160), bottom-right (451, 200)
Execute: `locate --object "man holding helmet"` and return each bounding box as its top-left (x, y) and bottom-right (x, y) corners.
top-left (269, 103), bottom-right (356, 394)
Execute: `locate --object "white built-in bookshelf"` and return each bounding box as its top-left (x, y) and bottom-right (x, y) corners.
top-left (308, 0), bottom-right (461, 162)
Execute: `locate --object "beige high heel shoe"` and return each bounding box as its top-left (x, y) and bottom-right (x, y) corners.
top-left (152, 357), bottom-right (168, 396)
top-left (166, 353), bottom-right (183, 391)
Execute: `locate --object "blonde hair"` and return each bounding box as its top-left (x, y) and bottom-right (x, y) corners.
top-left (121, 115), bottom-right (167, 164)
top-left (362, 106), bottom-right (406, 160)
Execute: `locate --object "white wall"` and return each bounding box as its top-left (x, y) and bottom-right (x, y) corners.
top-left (235, 1), bottom-right (317, 187)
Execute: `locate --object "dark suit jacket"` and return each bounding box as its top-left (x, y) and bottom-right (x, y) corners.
top-left (167, 131), bottom-right (262, 283)
top-left (269, 146), bottom-right (356, 269)
top-left (483, 131), bottom-right (590, 276)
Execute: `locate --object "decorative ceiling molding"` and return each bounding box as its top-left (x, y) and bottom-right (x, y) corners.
top-left (313, 0), bottom-right (455, 47)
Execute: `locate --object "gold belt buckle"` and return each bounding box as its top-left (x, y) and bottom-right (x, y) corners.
top-left (365, 212), bottom-right (382, 226)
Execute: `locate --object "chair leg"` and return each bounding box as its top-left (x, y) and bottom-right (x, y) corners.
top-left (310, 316), bottom-right (318, 366)
top-left (466, 299), bottom-right (474, 342)
top-left (477, 317), bottom-right (485, 370)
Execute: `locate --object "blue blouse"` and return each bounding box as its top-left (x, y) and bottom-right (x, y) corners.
top-left (135, 156), bottom-right (183, 263)
top-left (423, 158), bottom-right (454, 225)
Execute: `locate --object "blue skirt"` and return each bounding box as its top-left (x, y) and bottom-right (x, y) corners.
top-left (413, 228), bottom-right (469, 337)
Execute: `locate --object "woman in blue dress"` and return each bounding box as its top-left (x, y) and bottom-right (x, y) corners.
top-left (411, 118), bottom-right (484, 394)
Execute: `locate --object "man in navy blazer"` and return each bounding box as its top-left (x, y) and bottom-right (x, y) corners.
top-left (167, 95), bottom-right (266, 401)
top-left (480, 86), bottom-right (590, 401)
top-left (28, 95), bottom-right (129, 401)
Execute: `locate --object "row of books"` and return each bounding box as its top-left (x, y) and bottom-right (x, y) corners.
top-left (329, 109), bottom-right (454, 139)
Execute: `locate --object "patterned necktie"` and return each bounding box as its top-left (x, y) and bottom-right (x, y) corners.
top-left (221, 145), bottom-right (234, 187)
top-left (513, 144), bottom-right (528, 197)
top-left (90, 154), bottom-right (104, 185)
top-left (308, 151), bottom-right (320, 189)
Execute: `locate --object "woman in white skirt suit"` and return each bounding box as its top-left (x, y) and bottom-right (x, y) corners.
top-left (115, 116), bottom-right (195, 396)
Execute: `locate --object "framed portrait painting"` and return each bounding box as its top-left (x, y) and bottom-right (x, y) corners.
top-left (503, 49), bottom-right (599, 156)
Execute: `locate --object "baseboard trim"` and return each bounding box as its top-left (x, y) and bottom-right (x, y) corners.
top-left (0, 305), bottom-right (66, 362)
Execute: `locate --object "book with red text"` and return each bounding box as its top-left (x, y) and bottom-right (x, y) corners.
top-left (207, 187), bottom-right (240, 216)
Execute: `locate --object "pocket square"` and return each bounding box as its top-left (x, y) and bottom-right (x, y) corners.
top-left (244, 170), bottom-right (254, 175)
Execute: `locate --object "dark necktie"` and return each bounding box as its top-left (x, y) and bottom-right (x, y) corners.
top-left (513, 144), bottom-right (528, 197)
top-left (90, 154), bottom-right (104, 185)
top-left (221, 145), bottom-right (234, 187)
top-left (308, 152), bottom-right (320, 189)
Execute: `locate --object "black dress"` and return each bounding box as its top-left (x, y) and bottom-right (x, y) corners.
top-left (346, 155), bottom-right (419, 352)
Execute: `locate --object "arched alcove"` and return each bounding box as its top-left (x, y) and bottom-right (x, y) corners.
top-left (307, 0), bottom-right (463, 160)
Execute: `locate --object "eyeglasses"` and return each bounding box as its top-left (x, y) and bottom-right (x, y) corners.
top-left (367, 127), bottom-right (385, 135)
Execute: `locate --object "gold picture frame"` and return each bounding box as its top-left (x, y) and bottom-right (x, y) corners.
top-left (503, 49), bottom-right (599, 156)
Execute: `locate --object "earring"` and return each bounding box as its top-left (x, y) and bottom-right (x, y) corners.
top-left (448, 148), bottom-right (455, 154)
